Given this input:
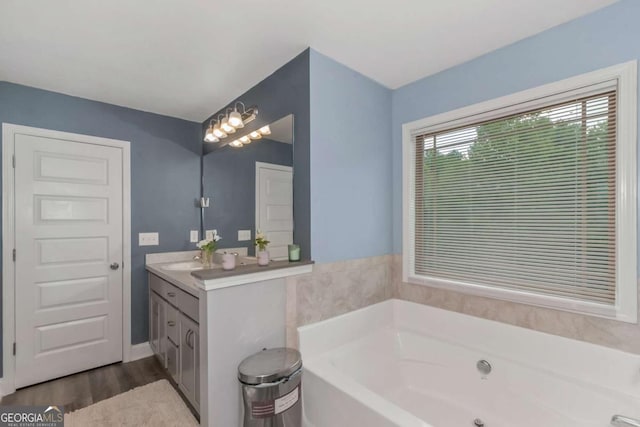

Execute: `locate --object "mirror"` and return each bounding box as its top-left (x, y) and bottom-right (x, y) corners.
top-left (202, 114), bottom-right (294, 260)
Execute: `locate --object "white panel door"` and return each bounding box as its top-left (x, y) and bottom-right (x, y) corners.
top-left (14, 133), bottom-right (123, 388)
top-left (256, 162), bottom-right (293, 260)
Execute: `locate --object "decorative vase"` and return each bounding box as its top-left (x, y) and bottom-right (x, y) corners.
top-left (257, 250), bottom-right (270, 266)
top-left (202, 249), bottom-right (213, 268)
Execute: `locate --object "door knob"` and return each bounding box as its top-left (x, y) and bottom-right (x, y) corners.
top-left (110, 262), bottom-right (120, 270)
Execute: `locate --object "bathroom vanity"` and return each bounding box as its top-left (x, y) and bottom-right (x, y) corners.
top-left (143, 110), bottom-right (313, 426)
top-left (146, 251), bottom-right (312, 426)
top-left (149, 275), bottom-right (200, 413)
top-left (146, 251), bottom-right (202, 414)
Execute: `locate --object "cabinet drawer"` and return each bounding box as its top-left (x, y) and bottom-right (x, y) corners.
top-left (166, 341), bottom-right (179, 383)
top-left (149, 273), bottom-right (199, 323)
top-left (162, 281), bottom-right (181, 305)
top-left (179, 292), bottom-right (199, 323)
top-left (166, 304), bottom-right (179, 346)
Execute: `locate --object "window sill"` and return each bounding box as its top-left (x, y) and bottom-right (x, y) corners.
top-left (405, 274), bottom-right (637, 324)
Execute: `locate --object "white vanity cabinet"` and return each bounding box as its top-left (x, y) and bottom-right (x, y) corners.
top-left (148, 273), bottom-right (200, 414)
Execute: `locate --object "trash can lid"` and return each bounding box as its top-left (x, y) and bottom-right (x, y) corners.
top-left (238, 348), bottom-right (302, 385)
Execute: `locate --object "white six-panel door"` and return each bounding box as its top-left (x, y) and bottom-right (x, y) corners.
top-left (13, 132), bottom-right (124, 388)
top-left (255, 162), bottom-right (293, 260)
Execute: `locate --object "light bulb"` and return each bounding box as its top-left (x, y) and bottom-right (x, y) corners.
top-left (204, 133), bottom-right (219, 143)
top-left (230, 140), bottom-right (243, 148)
top-left (221, 116), bottom-right (235, 134)
top-left (249, 131), bottom-right (262, 140)
top-left (259, 125), bottom-right (271, 135)
top-left (204, 124), bottom-right (218, 142)
top-left (213, 123), bottom-right (227, 138)
top-left (228, 110), bottom-right (244, 128)
top-left (239, 136), bottom-right (251, 144)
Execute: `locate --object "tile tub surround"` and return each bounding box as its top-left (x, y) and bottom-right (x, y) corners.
top-left (391, 254), bottom-right (640, 355)
top-left (286, 255), bottom-right (393, 348)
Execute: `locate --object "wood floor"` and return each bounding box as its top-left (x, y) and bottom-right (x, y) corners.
top-left (0, 356), bottom-right (194, 416)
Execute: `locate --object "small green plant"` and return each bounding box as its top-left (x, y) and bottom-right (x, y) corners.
top-left (255, 231), bottom-right (270, 251)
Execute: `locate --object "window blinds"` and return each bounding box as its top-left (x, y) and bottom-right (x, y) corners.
top-left (414, 90), bottom-right (617, 305)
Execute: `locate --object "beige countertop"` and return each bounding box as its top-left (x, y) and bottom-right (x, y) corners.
top-left (192, 260), bottom-right (314, 291)
top-left (191, 259), bottom-right (314, 281)
top-left (145, 250), bottom-right (313, 295)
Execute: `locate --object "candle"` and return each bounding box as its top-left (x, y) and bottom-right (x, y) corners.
top-left (288, 244), bottom-right (300, 262)
top-left (222, 253), bottom-right (236, 270)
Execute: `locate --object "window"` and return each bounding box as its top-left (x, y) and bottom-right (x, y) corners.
top-left (403, 62), bottom-right (637, 322)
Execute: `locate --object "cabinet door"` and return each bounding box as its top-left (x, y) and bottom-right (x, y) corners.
top-left (149, 291), bottom-right (166, 367)
top-left (179, 313), bottom-right (199, 412)
top-left (166, 341), bottom-right (179, 383)
top-left (166, 303), bottom-right (179, 347)
top-left (193, 325), bottom-right (200, 408)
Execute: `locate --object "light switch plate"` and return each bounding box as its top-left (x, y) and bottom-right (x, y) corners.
top-left (139, 232), bottom-right (159, 246)
top-left (238, 230), bottom-right (251, 241)
top-left (190, 230), bottom-right (199, 243)
top-left (205, 230), bottom-right (217, 241)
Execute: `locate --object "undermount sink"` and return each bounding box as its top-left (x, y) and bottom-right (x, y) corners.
top-left (160, 255), bottom-right (258, 272)
top-left (161, 261), bottom-right (207, 271)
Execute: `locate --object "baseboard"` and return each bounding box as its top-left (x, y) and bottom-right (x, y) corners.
top-left (130, 342), bottom-right (154, 361)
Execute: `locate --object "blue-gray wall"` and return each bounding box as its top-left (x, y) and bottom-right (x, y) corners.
top-left (0, 82), bottom-right (202, 375)
top-left (391, 0), bottom-right (640, 254)
top-left (309, 50), bottom-right (393, 263)
top-left (203, 139), bottom-right (293, 254)
top-left (203, 50), bottom-right (311, 260)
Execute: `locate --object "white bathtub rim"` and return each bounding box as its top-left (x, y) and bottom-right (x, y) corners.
top-left (299, 299), bottom-right (640, 399)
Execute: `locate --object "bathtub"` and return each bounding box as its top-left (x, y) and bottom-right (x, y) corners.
top-left (298, 299), bottom-right (640, 427)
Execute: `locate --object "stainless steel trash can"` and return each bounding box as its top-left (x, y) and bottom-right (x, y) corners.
top-left (238, 348), bottom-right (303, 427)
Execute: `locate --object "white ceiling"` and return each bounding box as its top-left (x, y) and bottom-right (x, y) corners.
top-left (0, 0), bottom-right (618, 122)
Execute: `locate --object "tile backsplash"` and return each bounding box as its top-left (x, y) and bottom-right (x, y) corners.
top-left (286, 255), bottom-right (392, 348)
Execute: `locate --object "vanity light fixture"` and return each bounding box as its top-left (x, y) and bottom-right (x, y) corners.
top-left (202, 102), bottom-right (259, 143)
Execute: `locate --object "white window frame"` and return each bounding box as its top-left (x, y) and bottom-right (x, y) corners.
top-left (402, 61), bottom-right (638, 323)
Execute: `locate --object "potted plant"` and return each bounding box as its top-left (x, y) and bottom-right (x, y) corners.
top-left (255, 231), bottom-right (270, 266)
top-left (197, 231), bottom-right (221, 268)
